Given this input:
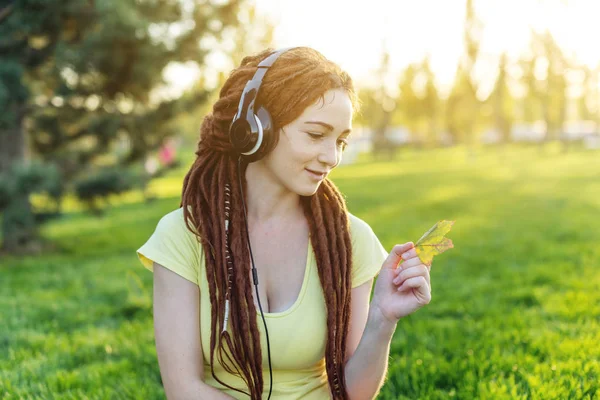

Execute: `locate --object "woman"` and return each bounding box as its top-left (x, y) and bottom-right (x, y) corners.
top-left (137, 47), bottom-right (432, 400)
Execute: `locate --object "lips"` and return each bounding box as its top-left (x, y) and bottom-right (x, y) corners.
top-left (305, 168), bottom-right (327, 180)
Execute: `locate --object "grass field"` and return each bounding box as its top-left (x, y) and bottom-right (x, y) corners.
top-left (1, 143), bottom-right (599, 399)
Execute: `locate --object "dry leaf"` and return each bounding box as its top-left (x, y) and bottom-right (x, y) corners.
top-left (414, 220), bottom-right (455, 266)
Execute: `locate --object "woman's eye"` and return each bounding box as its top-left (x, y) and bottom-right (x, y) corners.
top-left (307, 132), bottom-right (348, 150)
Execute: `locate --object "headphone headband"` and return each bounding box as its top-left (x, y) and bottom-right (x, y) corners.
top-left (229, 47), bottom-right (296, 156)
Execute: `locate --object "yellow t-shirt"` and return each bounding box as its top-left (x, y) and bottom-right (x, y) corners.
top-left (137, 207), bottom-right (388, 399)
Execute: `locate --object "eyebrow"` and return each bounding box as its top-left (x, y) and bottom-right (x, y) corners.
top-left (304, 121), bottom-right (352, 135)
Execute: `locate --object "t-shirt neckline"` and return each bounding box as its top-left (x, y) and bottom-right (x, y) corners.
top-left (258, 236), bottom-right (313, 319)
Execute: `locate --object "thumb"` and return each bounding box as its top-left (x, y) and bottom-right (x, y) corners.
top-left (381, 242), bottom-right (415, 271)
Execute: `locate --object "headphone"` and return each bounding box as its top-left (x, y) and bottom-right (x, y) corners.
top-left (229, 47), bottom-right (295, 156)
top-left (228, 47), bottom-right (296, 399)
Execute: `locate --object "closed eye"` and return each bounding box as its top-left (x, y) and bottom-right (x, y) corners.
top-left (306, 132), bottom-right (349, 151)
top-left (306, 132), bottom-right (323, 139)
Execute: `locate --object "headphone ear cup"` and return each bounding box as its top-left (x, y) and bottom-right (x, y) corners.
top-left (230, 107), bottom-right (273, 156)
top-left (241, 113), bottom-right (264, 156)
top-left (229, 117), bottom-right (253, 154)
top-left (229, 114), bottom-right (265, 156)
top-left (255, 106), bottom-right (274, 137)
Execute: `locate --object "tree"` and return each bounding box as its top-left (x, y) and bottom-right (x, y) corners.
top-left (487, 52), bottom-right (515, 149)
top-left (228, 3), bottom-right (275, 67)
top-left (576, 65), bottom-right (600, 132)
top-left (419, 56), bottom-right (441, 149)
top-left (517, 53), bottom-right (542, 126)
top-left (531, 30), bottom-right (569, 152)
top-left (0, 0), bottom-right (246, 253)
top-left (165, 2), bottom-right (275, 146)
top-left (354, 86), bottom-right (381, 128)
top-left (396, 63), bottom-right (422, 144)
top-left (363, 50), bottom-right (397, 160)
top-left (445, 0), bottom-right (483, 158)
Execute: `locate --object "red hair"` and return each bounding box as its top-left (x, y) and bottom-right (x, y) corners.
top-left (180, 47), bottom-right (360, 399)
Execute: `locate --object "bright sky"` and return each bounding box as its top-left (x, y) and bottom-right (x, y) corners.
top-left (165, 0), bottom-right (600, 98)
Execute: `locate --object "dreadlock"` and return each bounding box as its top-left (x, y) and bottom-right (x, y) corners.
top-left (180, 47), bottom-right (360, 399)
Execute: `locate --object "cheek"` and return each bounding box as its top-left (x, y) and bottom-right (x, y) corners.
top-left (269, 143), bottom-right (304, 172)
top-left (272, 132), bottom-right (318, 171)
top-left (287, 138), bottom-right (315, 162)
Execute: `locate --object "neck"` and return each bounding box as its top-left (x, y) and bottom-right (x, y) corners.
top-left (243, 160), bottom-right (303, 225)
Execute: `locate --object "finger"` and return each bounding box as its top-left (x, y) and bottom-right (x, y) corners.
top-left (393, 265), bottom-right (430, 287)
top-left (394, 264), bottom-right (430, 285)
top-left (397, 276), bottom-right (431, 301)
top-left (381, 242), bottom-right (415, 271)
top-left (400, 248), bottom-right (427, 266)
top-left (397, 257), bottom-right (423, 270)
top-left (400, 248), bottom-right (418, 261)
top-left (396, 276), bottom-right (427, 291)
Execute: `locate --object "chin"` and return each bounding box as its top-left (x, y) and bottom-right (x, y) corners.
top-left (299, 183), bottom-right (322, 196)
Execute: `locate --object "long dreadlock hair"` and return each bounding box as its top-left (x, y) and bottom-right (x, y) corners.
top-left (180, 47), bottom-right (360, 399)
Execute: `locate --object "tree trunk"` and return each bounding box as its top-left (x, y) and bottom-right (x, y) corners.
top-left (539, 106), bottom-right (550, 155)
top-left (0, 110), bottom-right (39, 254)
top-left (372, 110), bottom-right (395, 161)
top-left (0, 120), bottom-right (25, 174)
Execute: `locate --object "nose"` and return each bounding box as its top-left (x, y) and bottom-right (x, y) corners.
top-left (317, 138), bottom-right (341, 169)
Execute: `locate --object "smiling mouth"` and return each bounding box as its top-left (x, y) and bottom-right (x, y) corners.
top-left (305, 169), bottom-right (327, 180)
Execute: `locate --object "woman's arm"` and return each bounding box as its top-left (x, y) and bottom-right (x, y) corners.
top-left (344, 242), bottom-right (432, 400)
top-left (343, 302), bottom-right (397, 400)
top-left (153, 262), bottom-right (235, 400)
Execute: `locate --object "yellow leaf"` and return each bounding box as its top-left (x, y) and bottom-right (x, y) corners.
top-left (414, 220), bottom-right (455, 266)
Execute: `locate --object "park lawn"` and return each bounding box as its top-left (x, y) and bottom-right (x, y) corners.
top-left (1, 143), bottom-right (599, 399)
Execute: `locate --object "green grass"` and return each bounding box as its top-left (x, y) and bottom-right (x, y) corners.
top-left (1, 143), bottom-right (599, 399)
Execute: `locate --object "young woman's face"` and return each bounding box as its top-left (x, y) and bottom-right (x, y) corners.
top-left (261, 88), bottom-right (353, 196)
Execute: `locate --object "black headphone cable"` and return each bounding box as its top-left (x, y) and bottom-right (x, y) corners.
top-left (237, 156), bottom-right (273, 400)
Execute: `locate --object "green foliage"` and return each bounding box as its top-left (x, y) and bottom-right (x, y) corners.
top-left (0, 61), bottom-right (28, 129)
top-left (0, 161), bottom-right (63, 251)
top-left (16, 0), bottom-right (247, 174)
top-left (74, 167), bottom-right (136, 214)
top-left (11, 160), bottom-right (62, 197)
top-left (0, 160), bottom-right (62, 215)
top-left (0, 144), bottom-right (598, 397)
top-left (0, 0), bottom-right (251, 251)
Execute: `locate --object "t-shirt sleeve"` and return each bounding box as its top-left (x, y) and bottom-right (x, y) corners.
top-left (348, 212), bottom-right (389, 288)
top-left (136, 207), bottom-right (201, 285)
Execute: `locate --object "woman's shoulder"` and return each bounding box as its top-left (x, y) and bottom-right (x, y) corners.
top-left (158, 206), bottom-right (185, 224)
top-left (346, 211), bottom-right (388, 287)
top-left (346, 211), bottom-right (376, 240)
top-left (346, 210), bottom-right (387, 257)
top-left (156, 206), bottom-right (199, 236)
top-left (137, 206), bottom-right (202, 284)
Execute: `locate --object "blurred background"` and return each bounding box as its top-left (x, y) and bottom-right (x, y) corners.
top-left (0, 0), bottom-right (598, 398)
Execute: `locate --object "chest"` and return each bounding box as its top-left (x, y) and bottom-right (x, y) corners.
top-left (247, 221), bottom-right (310, 314)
